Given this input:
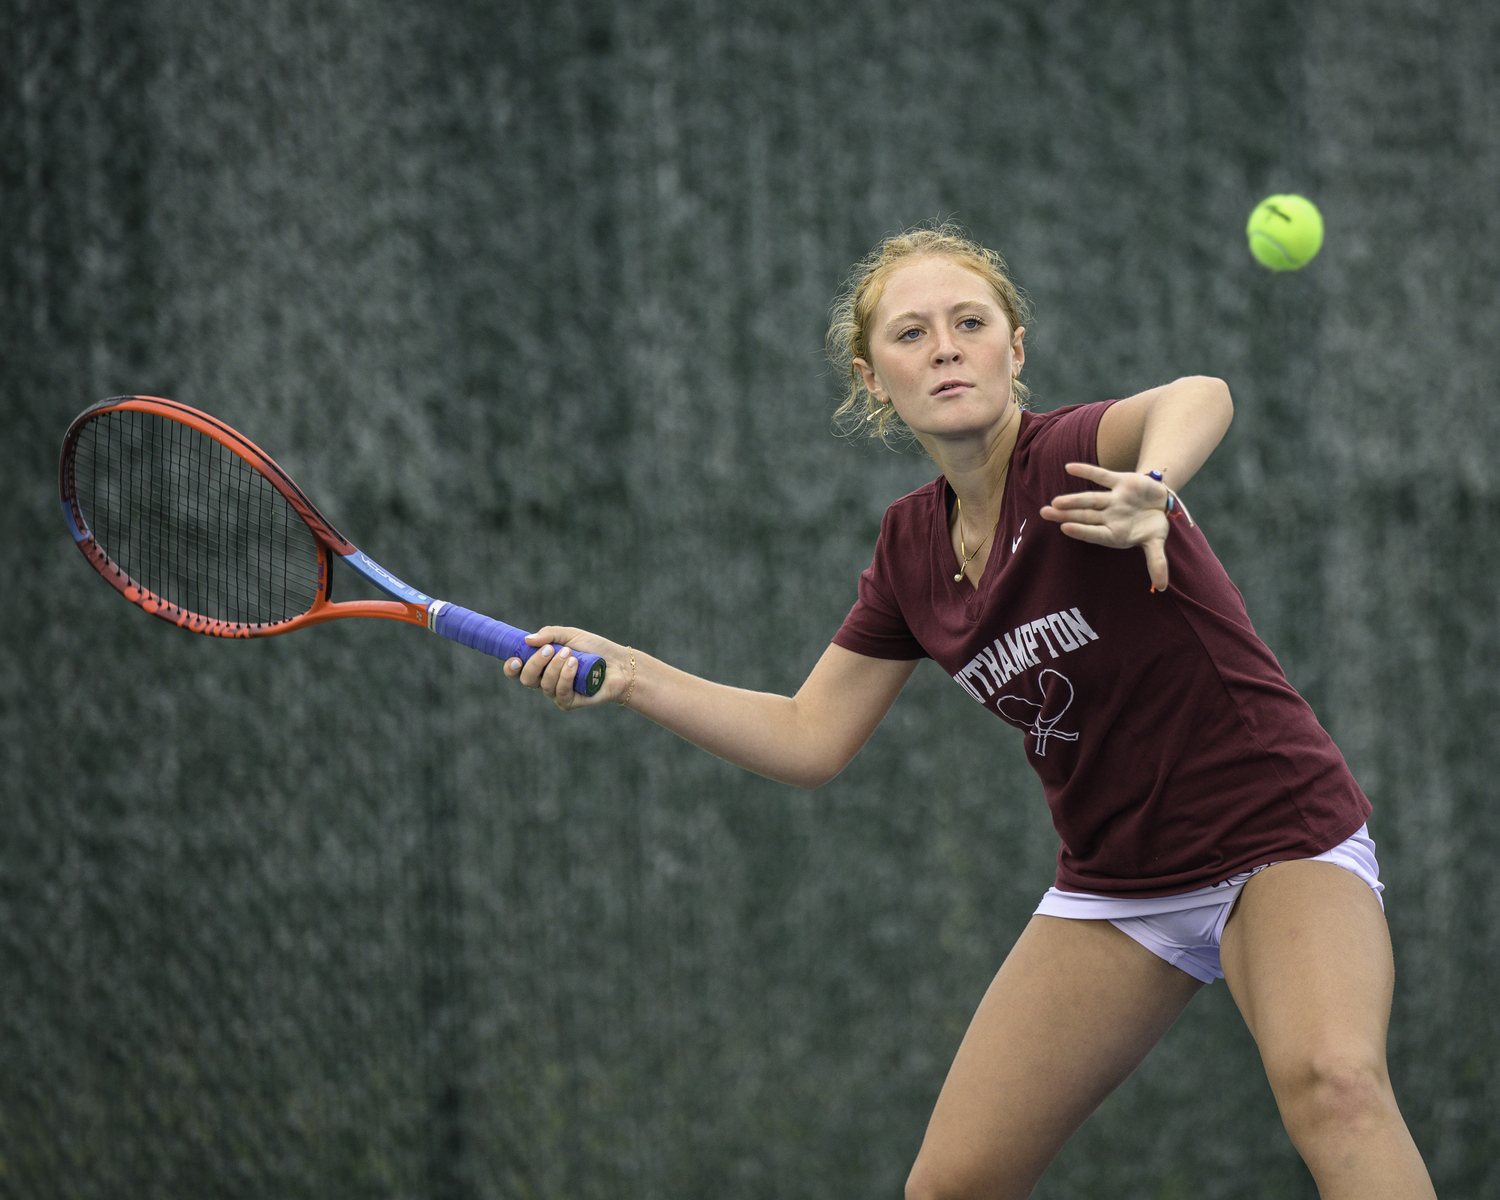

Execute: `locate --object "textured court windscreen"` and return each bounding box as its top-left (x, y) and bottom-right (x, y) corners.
top-left (72, 409), bottom-right (322, 625)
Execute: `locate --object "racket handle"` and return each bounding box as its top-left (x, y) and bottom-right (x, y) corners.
top-left (428, 602), bottom-right (606, 696)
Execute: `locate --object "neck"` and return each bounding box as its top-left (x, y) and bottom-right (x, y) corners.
top-left (924, 400), bottom-right (1022, 528)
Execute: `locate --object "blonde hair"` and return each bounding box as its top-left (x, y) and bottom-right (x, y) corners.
top-left (827, 222), bottom-right (1034, 445)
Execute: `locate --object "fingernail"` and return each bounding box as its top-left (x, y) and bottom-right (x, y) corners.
top-left (508, 658), bottom-right (520, 671)
top-left (541, 645), bottom-right (554, 656)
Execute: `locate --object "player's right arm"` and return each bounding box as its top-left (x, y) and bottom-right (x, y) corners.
top-left (506, 635), bottom-right (918, 790)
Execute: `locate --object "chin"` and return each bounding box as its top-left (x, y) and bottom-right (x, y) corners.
top-left (920, 399), bottom-right (1012, 433)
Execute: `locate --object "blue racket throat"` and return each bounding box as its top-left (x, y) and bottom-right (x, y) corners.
top-left (337, 552), bottom-right (604, 697)
top-left (427, 601), bottom-right (606, 697)
top-left (341, 549), bottom-right (434, 606)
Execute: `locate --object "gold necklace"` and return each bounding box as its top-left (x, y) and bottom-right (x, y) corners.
top-left (953, 495), bottom-right (998, 582)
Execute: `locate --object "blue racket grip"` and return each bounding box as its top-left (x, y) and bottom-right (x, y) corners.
top-left (429, 602), bottom-right (606, 696)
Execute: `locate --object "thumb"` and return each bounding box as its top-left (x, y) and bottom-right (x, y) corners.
top-left (1145, 539), bottom-right (1170, 593)
top-left (526, 625), bottom-right (577, 646)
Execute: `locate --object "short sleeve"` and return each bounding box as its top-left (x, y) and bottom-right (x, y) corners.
top-left (831, 506), bottom-right (928, 661)
top-left (1013, 400), bottom-right (1115, 495)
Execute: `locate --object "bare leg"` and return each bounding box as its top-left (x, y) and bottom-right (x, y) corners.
top-left (906, 915), bottom-right (1202, 1200)
top-left (1219, 861), bottom-right (1435, 1199)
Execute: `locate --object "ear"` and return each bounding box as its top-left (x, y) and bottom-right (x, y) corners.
top-left (852, 357), bottom-right (887, 403)
top-left (1011, 326), bottom-right (1025, 375)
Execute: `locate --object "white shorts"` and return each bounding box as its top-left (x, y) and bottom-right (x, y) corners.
top-left (1033, 826), bottom-right (1384, 984)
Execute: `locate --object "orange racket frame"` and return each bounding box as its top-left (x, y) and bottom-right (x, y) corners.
top-left (60, 395), bottom-right (431, 638)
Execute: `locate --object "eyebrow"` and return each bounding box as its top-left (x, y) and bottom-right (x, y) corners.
top-left (881, 299), bottom-right (996, 337)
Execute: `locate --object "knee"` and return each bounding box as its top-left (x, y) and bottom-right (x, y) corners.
top-left (1270, 1047), bottom-right (1395, 1139)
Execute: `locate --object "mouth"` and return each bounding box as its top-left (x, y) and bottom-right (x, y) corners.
top-left (930, 379), bottom-right (973, 397)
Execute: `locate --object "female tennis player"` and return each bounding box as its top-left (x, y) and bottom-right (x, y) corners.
top-left (503, 226), bottom-right (1435, 1199)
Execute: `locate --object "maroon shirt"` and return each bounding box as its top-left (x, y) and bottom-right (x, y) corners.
top-left (833, 401), bottom-right (1370, 897)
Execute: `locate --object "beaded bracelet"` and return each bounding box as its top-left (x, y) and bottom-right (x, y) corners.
top-left (1146, 470), bottom-right (1195, 528)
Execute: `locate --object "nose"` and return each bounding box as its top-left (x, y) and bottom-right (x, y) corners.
top-left (931, 328), bottom-right (962, 365)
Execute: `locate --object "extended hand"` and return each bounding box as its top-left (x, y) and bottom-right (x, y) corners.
top-left (1040, 462), bottom-right (1172, 592)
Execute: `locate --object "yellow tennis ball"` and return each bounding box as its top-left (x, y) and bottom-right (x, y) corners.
top-left (1246, 194), bottom-right (1324, 270)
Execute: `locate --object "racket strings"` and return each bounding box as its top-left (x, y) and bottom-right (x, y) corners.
top-left (74, 410), bottom-right (322, 625)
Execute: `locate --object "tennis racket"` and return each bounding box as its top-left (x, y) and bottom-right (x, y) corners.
top-left (59, 395), bottom-right (605, 695)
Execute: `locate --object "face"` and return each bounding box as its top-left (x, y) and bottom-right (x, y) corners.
top-left (853, 255), bottom-right (1025, 446)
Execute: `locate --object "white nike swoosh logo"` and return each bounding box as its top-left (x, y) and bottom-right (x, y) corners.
top-left (1011, 520), bottom-right (1026, 554)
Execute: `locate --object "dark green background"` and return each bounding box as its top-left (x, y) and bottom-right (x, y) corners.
top-left (4, 1), bottom-right (1497, 1196)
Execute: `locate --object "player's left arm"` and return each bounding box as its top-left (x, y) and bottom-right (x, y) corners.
top-left (1093, 374), bottom-right (1234, 484)
top-left (1040, 377), bottom-right (1234, 591)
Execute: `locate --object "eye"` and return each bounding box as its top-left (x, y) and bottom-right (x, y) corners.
top-left (898, 326), bottom-right (924, 342)
top-left (958, 316), bottom-right (983, 331)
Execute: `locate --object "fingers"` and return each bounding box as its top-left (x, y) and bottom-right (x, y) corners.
top-left (1041, 501), bottom-right (1109, 529)
top-left (1063, 461), bottom-right (1119, 486)
top-left (1050, 466), bottom-right (1162, 511)
top-left (1055, 521), bottom-right (1125, 546)
top-left (1048, 465), bottom-right (1174, 591)
top-left (1045, 469), bottom-right (1171, 539)
top-left (1145, 538), bottom-right (1170, 592)
top-left (504, 626), bottom-right (622, 711)
top-left (501, 626), bottom-right (576, 706)
top-left (504, 626), bottom-right (567, 679)
top-left (524, 625), bottom-right (575, 650)
top-left (1043, 491), bottom-right (1112, 514)
top-left (503, 639), bottom-right (573, 699)
top-left (1052, 504), bottom-right (1170, 553)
